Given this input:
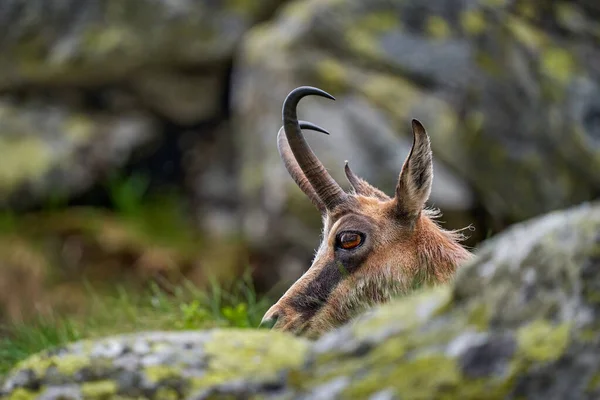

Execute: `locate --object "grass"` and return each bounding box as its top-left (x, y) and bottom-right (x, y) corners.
top-left (0, 270), bottom-right (271, 376)
top-left (0, 172), bottom-right (271, 377)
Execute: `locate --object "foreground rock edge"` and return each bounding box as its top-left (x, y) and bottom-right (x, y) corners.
top-left (2, 200), bottom-right (600, 399)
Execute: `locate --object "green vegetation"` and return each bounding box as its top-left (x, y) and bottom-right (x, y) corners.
top-left (0, 271), bottom-right (270, 375)
top-left (104, 172), bottom-right (201, 253)
top-left (0, 172), bottom-right (268, 377)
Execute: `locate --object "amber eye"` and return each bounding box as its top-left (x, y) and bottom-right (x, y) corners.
top-left (336, 232), bottom-right (364, 250)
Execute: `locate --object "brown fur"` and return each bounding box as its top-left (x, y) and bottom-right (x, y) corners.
top-left (261, 115), bottom-right (472, 339)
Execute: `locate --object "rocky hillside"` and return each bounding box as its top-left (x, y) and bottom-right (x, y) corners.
top-left (2, 200), bottom-right (599, 399)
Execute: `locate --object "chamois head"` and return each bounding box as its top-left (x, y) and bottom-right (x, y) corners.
top-left (260, 86), bottom-right (471, 339)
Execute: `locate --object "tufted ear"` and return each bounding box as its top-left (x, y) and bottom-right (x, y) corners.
top-left (393, 119), bottom-right (433, 221)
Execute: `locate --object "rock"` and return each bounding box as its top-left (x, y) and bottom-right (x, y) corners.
top-left (3, 200), bottom-right (599, 399)
top-left (131, 68), bottom-right (228, 125)
top-left (0, 0), bottom-right (291, 208)
top-left (232, 0), bottom-right (600, 280)
top-left (182, 122), bottom-right (241, 238)
top-left (0, 0), bottom-right (286, 89)
top-left (1, 330), bottom-right (309, 399)
top-left (0, 94), bottom-right (157, 208)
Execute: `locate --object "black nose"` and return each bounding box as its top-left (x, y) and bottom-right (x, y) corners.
top-left (259, 313), bottom-right (279, 329)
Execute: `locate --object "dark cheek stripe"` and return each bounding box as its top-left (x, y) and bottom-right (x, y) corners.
top-left (289, 250), bottom-right (369, 319)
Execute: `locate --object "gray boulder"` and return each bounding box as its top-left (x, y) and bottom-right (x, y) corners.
top-left (0, 0), bottom-right (288, 205)
top-left (0, 0), bottom-right (285, 89)
top-left (0, 93), bottom-right (157, 208)
top-left (3, 200), bottom-right (599, 399)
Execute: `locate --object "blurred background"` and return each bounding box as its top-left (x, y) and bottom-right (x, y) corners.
top-left (0, 0), bottom-right (599, 357)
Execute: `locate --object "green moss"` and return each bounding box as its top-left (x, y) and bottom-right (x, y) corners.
top-left (14, 354), bottom-right (90, 377)
top-left (12, 36), bottom-right (53, 81)
top-left (356, 12), bottom-right (400, 34)
top-left (192, 330), bottom-right (308, 389)
top-left (154, 387), bottom-right (181, 400)
top-left (226, 0), bottom-right (259, 15)
top-left (81, 380), bottom-right (118, 398)
top-left (506, 17), bottom-right (547, 49)
top-left (281, 0), bottom-right (313, 23)
top-left (0, 136), bottom-right (52, 192)
top-left (343, 356), bottom-right (459, 398)
top-left (361, 74), bottom-right (418, 117)
top-left (345, 29), bottom-right (381, 58)
top-left (242, 26), bottom-right (284, 66)
top-left (585, 287), bottom-right (600, 304)
top-left (467, 303), bottom-right (490, 331)
top-left (540, 79), bottom-right (564, 103)
top-left (460, 10), bottom-right (486, 36)
top-left (516, 2), bottom-right (536, 18)
top-left (64, 115), bottom-right (95, 143)
top-left (578, 328), bottom-right (599, 343)
top-left (588, 372), bottom-right (600, 391)
top-left (82, 26), bottom-right (139, 58)
top-left (465, 110), bottom-right (485, 137)
top-left (56, 355), bottom-right (91, 375)
top-left (361, 336), bottom-right (407, 365)
top-left (430, 105), bottom-right (459, 142)
top-left (426, 16), bottom-right (451, 39)
top-left (330, 334), bottom-right (515, 399)
top-left (541, 47), bottom-right (576, 84)
top-left (516, 320), bottom-right (570, 362)
top-left (475, 51), bottom-right (503, 76)
top-left (145, 365), bottom-right (180, 383)
top-left (316, 58), bottom-right (348, 93)
top-left (6, 388), bottom-right (38, 400)
top-left (352, 286), bottom-right (452, 339)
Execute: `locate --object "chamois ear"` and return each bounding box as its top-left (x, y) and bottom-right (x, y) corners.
top-left (393, 119), bottom-right (433, 221)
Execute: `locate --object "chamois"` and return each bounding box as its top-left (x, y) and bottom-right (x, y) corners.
top-left (260, 86), bottom-right (472, 339)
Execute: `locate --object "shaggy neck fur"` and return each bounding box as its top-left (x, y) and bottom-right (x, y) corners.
top-left (415, 211), bottom-right (473, 284)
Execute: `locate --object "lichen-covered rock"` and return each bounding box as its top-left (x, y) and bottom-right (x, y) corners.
top-left (232, 0), bottom-right (600, 283)
top-left (0, 0), bottom-right (286, 90)
top-left (0, 330), bottom-right (309, 399)
top-left (0, 0), bottom-right (290, 208)
top-left (0, 94), bottom-right (157, 208)
top-left (3, 200), bottom-right (599, 399)
top-left (299, 200), bottom-right (600, 399)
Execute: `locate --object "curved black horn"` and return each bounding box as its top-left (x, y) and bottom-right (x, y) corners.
top-left (282, 86), bottom-right (347, 210)
top-left (278, 121), bottom-right (331, 213)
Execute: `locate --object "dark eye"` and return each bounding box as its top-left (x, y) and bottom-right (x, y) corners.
top-left (336, 232), bottom-right (364, 250)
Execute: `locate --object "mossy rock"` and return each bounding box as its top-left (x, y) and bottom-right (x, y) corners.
top-left (3, 201), bottom-right (600, 399)
top-left (0, 0), bottom-right (286, 89)
top-left (0, 96), bottom-right (157, 208)
top-left (0, 329), bottom-right (310, 399)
